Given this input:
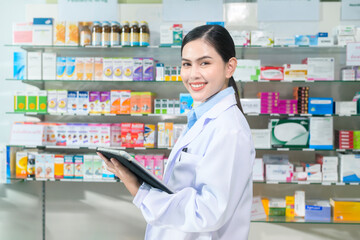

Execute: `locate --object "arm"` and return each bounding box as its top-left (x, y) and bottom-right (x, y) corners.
top-left (134, 127), bottom-right (254, 232)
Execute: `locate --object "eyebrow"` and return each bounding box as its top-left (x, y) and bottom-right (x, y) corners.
top-left (181, 56), bottom-right (213, 61)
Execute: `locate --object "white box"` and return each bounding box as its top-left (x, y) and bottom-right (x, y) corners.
top-left (322, 172), bottom-right (338, 182)
top-left (47, 90), bottom-right (57, 113)
top-left (274, 36), bottom-right (295, 46)
top-left (321, 156), bottom-right (338, 165)
top-left (67, 91), bottom-right (77, 114)
top-left (112, 58), bottom-right (122, 81)
top-left (305, 164), bottom-right (321, 173)
top-left (27, 52), bottom-right (42, 80)
top-left (240, 99), bottom-right (261, 114)
top-left (160, 25), bottom-right (173, 46)
top-left (57, 90), bottom-right (67, 113)
top-left (322, 165), bottom-right (338, 173)
top-left (122, 58), bottom-right (133, 81)
top-left (229, 30), bottom-right (250, 46)
top-left (251, 31), bottom-right (274, 47)
top-left (253, 158), bottom-right (264, 181)
top-left (307, 172), bottom-right (322, 182)
top-left (337, 26), bottom-right (356, 36)
top-left (306, 58), bottom-right (334, 81)
top-left (337, 36), bottom-right (355, 46)
top-left (309, 117), bottom-right (333, 150)
top-left (335, 102), bottom-right (357, 115)
top-left (342, 69), bottom-right (356, 81)
top-left (83, 155), bottom-right (94, 180)
top-left (32, 18), bottom-right (53, 45)
top-left (77, 91), bottom-right (89, 115)
top-left (44, 154), bottom-right (54, 179)
top-left (78, 124), bottom-right (90, 146)
top-left (294, 171), bottom-right (307, 181)
top-left (339, 154), bottom-right (360, 182)
top-left (99, 124), bottom-right (111, 147)
top-left (42, 52), bottom-right (56, 80)
top-left (157, 122), bottom-right (166, 148)
top-left (318, 37), bottom-right (334, 46)
top-left (103, 58), bottom-right (113, 81)
top-left (295, 191), bottom-right (305, 217)
top-left (167, 100), bottom-right (175, 114)
top-left (234, 59), bottom-right (261, 82)
top-left (251, 129), bottom-right (270, 149)
top-left (265, 164), bottom-right (293, 182)
top-left (283, 64), bottom-right (307, 81)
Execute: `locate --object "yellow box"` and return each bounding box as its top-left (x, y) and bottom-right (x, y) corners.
top-left (285, 196), bottom-right (295, 217)
top-left (165, 122), bottom-right (174, 147)
top-left (54, 21), bottom-right (65, 45)
top-left (261, 198), bottom-right (269, 216)
top-left (330, 198), bottom-right (360, 221)
top-left (66, 21), bottom-right (79, 46)
top-left (16, 152), bottom-right (27, 179)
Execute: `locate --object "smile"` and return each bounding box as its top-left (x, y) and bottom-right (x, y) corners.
top-left (189, 82), bottom-right (207, 91)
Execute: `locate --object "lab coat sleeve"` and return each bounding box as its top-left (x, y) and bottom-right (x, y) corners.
top-left (132, 123), bottom-right (254, 233)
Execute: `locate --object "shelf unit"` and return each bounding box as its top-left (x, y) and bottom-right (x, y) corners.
top-left (5, 42), bottom-right (360, 236)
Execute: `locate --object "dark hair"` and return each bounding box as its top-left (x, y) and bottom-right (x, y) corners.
top-left (181, 25), bottom-right (243, 112)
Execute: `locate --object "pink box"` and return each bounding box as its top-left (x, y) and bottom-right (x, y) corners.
top-left (99, 124), bottom-right (111, 147)
top-left (13, 22), bottom-right (33, 44)
top-left (88, 123), bottom-right (100, 146)
top-left (144, 155), bottom-right (154, 173)
top-left (110, 123), bottom-right (121, 147)
top-left (153, 155), bottom-right (164, 180)
top-left (121, 123), bottom-right (132, 148)
top-left (131, 123), bottom-right (144, 147)
top-left (89, 91), bottom-right (101, 114)
top-left (135, 155), bottom-right (146, 167)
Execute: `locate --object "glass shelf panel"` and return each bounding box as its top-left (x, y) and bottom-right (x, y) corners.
top-left (6, 78), bottom-right (184, 84)
top-left (251, 216), bottom-right (360, 225)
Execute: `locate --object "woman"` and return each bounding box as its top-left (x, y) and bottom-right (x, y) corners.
top-left (98, 25), bottom-right (255, 240)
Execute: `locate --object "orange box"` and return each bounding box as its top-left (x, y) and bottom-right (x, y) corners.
top-left (75, 58), bottom-right (85, 80)
top-left (120, 90), bottom-right (131, 114)
top-left (130, 92), bottom-right (141, 114)
top-left (110, 90), bottom-right (121, 114)
top-left (16, 152), bottom-right (28, 179)
top-left (140, 92), bottom-right (156, 114)
top-left (285, 196), bottom-right (295, 217)
top-left (330, 198), bottom-right (360, 221)
top-left (94, 58), bottom-right (103, 81)
top-left (54, 21), bottom-right (65, 45)
top-left (85, 57), bottom-right (94, 80)
top-left (262, 198), bottom-right (269, 216)
top-left (54, 154), bottom-right (64, 179)
top-left (65, 21), bottom-right (79, 46)
top-left (165, 122), bottom-right (174, 147)
top-left (121, 123), bottom-right (132, 148)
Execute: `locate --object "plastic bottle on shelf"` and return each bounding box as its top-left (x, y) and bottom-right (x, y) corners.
top-left (80, 22), bottom-right (91, 47)
top-left (91, 21), bottom-right (102, 46)
top-left (102, 21), bottom-right (111, 47)
top-left (139, 21), bottom-right (150, 47)
top-left (130, 21), bottom-right (140, 47)
top-left (111, 21), bottom-right (121, 46)
top-left (121, 21), bottom-right (130, 46)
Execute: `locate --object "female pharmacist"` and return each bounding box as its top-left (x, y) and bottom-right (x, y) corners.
top-left (98, 25), bottom-right (255, 240)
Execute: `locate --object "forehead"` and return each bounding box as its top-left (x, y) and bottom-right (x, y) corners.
top-left (182, 39), bottom-right (219, 59)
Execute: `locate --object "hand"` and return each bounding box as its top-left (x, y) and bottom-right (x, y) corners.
top-left (97, 152), bottom-right (141, 196)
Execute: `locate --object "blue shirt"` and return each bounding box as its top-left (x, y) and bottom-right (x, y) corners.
top-left (186, 87), bottom-right (235, 132)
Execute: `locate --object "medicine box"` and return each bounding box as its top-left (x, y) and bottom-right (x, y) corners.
top-left (251, 31), bottom-right (274, 47)
top-left (330, 198), bottom-right (360, 221)
top-left (260, 66), bottom-right (284, 81)
top-left (252, 158), bottom-right (264, 181)
top-left (308, 98), bottom-right (333, 115)
top-left (64, 155), bottom-right (74, 178)
top-left (16, 152), bottom-right (27, 179)
top-left (74, 155), bottom-right (83, 179)
top-left (77, 91), bottom-right (89, 115)
top-left (270, 118), bottom-right (309, 148)
top-left (179, 93), bottom-right (193, 114)
top-left (304, 58), bottom-right (335, 81)
top-left (339, 154), bottom-right (360, 182)
top-left (305, 201), bottom-right (331, 221)
top-left (26, 91), bottom-right (37, 112)
top-left (37, 90), bottom-right (47, 113)
top-left (45, 154), bottom-right (54, 179)
top-left (32, 18), bottom-right (53, 45)
top-left (84, 58), bottom-right (94, 81)
top-left (103, 58), bottom-right (113, 81)
top-left (27, 52), bottom-right (42, 80)
top-left (13, 52), bottom-right (26, 80)
top-left (83, 155), bottom-right (94, 180)
top-left (335, 101), bottom-right (357, 115)
top-left (283, 64), bottom-right (307, 81)
top-left (229, 30), bottom-right (250, 46)
top-left (53, 21), bottom-right (65, 45)
top-left (42, 52), bottom-right (56, 80)
top-left (54, 154), bottom-right (64, 179)
top-left (13, 22), bottom-right (33, 45)
top-left (251, 129), bottom-right (270, 149)
top-left (57, 90), bottom-right (68, 113)
top-left (133, 58), bottom-right (143, 81)
top-left (65, 57), bottom-right (76, 80)
top-left (75, 58), bottom-right (85, 80)
top-left (265, 164), bottom-right (293, 182)
top-left (234, 60), bottom-right (261, 82)
top-left (65, 21), bottom-right (79, 46)
top-left (56, 57), bottom-right (66, 80)
top-left (93, 155), bottom-right (103, 179)
top-left (35, 154), bottom-right (46, 179)
top-left (14, 91), bottom-right (26, 112)
top-left (94, 57), bottom-right (103, 81)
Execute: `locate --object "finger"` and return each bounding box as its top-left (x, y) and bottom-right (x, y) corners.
top-left (110, 158), bottom-right (130, 175)
top-left (97, 152), bottom-right (111, 163)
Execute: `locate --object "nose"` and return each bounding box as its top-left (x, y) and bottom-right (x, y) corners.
top-left (189, 64), bottom-right (201, 81)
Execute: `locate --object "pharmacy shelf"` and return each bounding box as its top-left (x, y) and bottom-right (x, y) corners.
top-left (8, 177), bottom-right (359, 186)
top-left (253, 181), bottom-right (359, 186)
top-left (7, 78), bottom-right (359, 84)
top-left (7, 145), bottom-right (360, 153)
top-left (6, 78), bottom-right (185, 84)
top-left (6, 112), bottom-right (360, 118)
top-left (251, 216), bottom-right (360, 225)
top-left (6, 112), bottom-right (187, 118)
top-left (7, 145), bottom-right (173, 151)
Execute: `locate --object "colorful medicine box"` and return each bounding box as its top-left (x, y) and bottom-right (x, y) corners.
top-left (308, 98), bottom-right (334, 115)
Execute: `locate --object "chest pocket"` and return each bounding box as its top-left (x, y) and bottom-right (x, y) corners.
top-left (170, 151), bottom-right (202, 190)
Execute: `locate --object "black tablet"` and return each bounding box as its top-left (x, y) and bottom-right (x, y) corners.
top-left (96, 147), bottom-right (174, 194)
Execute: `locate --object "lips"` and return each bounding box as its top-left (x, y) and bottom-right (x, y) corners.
top-left (189, 82), bottom-right (207, 91)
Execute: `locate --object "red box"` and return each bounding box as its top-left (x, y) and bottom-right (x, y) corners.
top-left (121, 123), bottom-right (132, 148)
top-left (131, 123), bottom-right (144, 147)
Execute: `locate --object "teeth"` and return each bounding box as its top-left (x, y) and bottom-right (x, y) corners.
top-left (191, 84), bottom-right (205, 88)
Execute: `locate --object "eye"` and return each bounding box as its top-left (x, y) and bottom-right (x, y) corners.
top-left (200, 62), bottom-right (209, 66)
top-left (182, 62), bottom-right (191, 67)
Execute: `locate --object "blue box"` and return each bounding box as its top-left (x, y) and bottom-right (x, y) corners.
top-left (13, 52), bottom-right (26, 80)
top-left (179, 93), bottom-right (193, 114)
top-left (206, 22), bottom-right (225, 27)
top-left (318, 32), bottom-right (328, 38)
top-left (295, 35), bottom-right (310, 46)
top-left (306, 35), bottom-right (318, 46)
top-left (305, 203), bottom-right (331, 221)
top-left (308, 98), bottom-right (334, 115)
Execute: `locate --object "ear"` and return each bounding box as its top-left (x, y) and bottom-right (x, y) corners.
top-left (225, 57), bottom-right (237, 79)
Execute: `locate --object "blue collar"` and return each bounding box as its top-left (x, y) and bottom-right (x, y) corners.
top-left (186, 87), bottom-right (235, 131)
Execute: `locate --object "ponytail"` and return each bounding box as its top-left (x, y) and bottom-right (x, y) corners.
top-left (228, 76), bottom-right (243, 113)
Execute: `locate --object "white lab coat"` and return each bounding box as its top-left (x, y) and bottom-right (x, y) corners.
top-left (133, 93), bottom-right (255, 240)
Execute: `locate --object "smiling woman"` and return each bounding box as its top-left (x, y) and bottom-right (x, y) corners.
top-left (98, 24), bottom-right (255, 240)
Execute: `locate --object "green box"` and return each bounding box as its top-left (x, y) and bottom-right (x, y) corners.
top-left (173, 25), bottom-right (183, 46)
top-left (93, 156), bottom-right (103, 179)
top-left (154, 99), bottom-right (161, 114)
top-left (354, 131), bottom-right (360, 150)
top-left (269, 207), bottom-right (286, 216)
top-left (270, 118), bottom-right (309, 148)
top-left (161, 99), bottom-right (168, 114)
top-left (37, 90), bottom-right (48, 113)
top-left (26, 92), bottom-right (37, 112)
top-left (14, 91), bottom-right (26, 112)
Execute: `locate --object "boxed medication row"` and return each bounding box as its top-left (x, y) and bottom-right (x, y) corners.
top-left (15, 152), bottom-right (165, 180)
top-left (14, 91), bottom-right (47, 113)
top-left (154, 99), bottom-right (180, 115)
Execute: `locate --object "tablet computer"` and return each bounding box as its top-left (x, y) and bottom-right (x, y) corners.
top-left (96, 147), bottom-right (174, 194)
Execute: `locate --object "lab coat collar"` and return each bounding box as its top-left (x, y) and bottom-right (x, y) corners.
top-left (177, 93), bottom-right (237, 152)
